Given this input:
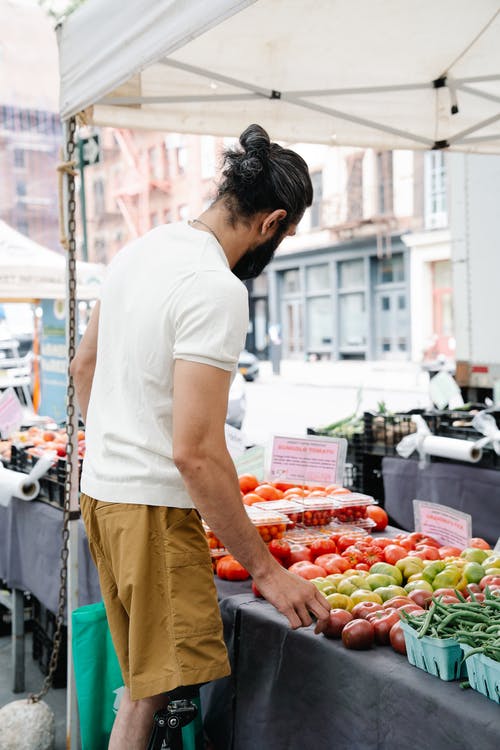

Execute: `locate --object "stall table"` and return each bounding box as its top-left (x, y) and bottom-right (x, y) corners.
top-left (1, 498), bottom-right (500, 749)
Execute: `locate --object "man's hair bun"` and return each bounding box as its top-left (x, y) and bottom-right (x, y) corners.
top-left (239, 124), bottom-right (271, 161)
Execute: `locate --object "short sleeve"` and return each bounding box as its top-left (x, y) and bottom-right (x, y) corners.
top-left (173, 271), bottom-right (249, 371)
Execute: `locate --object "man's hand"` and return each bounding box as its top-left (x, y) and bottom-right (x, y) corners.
top-left (253, 564), bottom-right (331, 632)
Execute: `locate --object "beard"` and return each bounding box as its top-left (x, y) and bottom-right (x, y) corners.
top-left (231, 226), bottom-right (287, 281)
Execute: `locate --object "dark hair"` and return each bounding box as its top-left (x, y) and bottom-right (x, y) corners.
top-left (216, 124), bottom-right (313, 227)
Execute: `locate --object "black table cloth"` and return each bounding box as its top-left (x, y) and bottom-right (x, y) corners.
top-left (382, 456), bottom-right (500, 545)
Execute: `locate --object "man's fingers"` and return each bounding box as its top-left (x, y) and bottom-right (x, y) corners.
top-left (283, 607), bottom-right (302, 630)
top-left (296, 605), bottom-right (313, 628)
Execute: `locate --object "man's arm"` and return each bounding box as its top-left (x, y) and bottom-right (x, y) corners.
top-left (172, 359), bottom-right (330, 631)
top-left (69, 301), bottom-right (100, 422)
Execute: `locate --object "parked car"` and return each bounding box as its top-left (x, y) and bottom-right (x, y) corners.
top-left (238, 349), bottom-right (259, 382)
top-left (226, 372), bottom-right (246, 430)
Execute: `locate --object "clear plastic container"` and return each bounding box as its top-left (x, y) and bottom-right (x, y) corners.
top-left (253, 499), bottom-right (303, 527)
top-left (298, 497), bottom-right (337, 526)
top-left (283, 527), bottom-right (332, 546)
top-left (329, 492), bottom-right (376, 523)
top-left (245, 506), bottom-right (290, 542)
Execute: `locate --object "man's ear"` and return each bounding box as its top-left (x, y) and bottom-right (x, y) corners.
top-left (261, 209), bottom-right (287, 235)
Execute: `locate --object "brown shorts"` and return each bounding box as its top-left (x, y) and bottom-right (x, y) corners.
top-left (80, 493), bottom-right (230, 700)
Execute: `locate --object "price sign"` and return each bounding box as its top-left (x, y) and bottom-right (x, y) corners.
top-left (413, 500), bottom-right (472, 549)
top-left (0, 387), bottom-right (23, 438)
top-left (269, 435), bottom-right (346, 487)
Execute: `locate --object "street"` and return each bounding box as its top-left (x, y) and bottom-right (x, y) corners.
top-left (242, 360), bottom-right (431, 447)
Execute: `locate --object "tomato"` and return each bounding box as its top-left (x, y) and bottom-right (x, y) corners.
top-left (288, 561), bottom-right (327, 580)
top-left (288, 545), bottom-right (313, 565)
top-left (216, 555), bottom-right (250, 581)
top-left (398, 537), bottom-right (416, 552)
top-left (341, 619), bottom-right (374, 649)
top-left (355, 543), bottom-right (383, 565)
top-left (351, 601), bottom-right (384, 620)
top-left (238, 474), bottom-right (259, 494)
top-left (313, 554), bottom-right (343, 575)
top-left (466, 592), bottom-right (486, 603)
top-left (433, 588), bottom-right (460, 600)
top-left (418, 536), bottom-right (441, 548)
top-left (396, 604), bottom-right (426, 616)
top-left (408, 589), bottom-right (433, 608)
top-left (242, 492), bottom-right (262, 506)
top-left (253, 484), bottom-right (284, 501)
top-left (341, 545), bottom-right (366, 567)
top-left (366, 505), bottom-right (388, 531)
top-left (273, 482), bottom-right (302, 492)
top-left (373, 609), bottom-right (400, 644)
top-left (413, 545), bottom-right (440, 560)
top-left (469, 537), bottom-right (491, 550)
top-left (268, 539), bottom-right (291, 564)
top-left (310, 538), bottom-right (337, 560)
top-left (337, 534), bottom-right (363, 553)
top-left (438, 546), bottom-right (463, 559)
top-left (322, 609), bottom-right (353, 639)
top-left (284, 487), bottom-right (306, 497)
top-left (383, 544), bottom-right (407, 565)
top-left (480, 575), bottom-right (500, 590)
top-left (355, 563), bottom-right (370, 572)
top-left (389, 621), bottom-right (407, 655)
top-left (407, 532), bottom-right (426, 544)
top-left (382, 597), bottom-right (412, 609)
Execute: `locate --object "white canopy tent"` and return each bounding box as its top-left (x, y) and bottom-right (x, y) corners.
top-left (58, 0), bottom-right (500, 153)
top-left (0, 220), bottom-right (104, 301)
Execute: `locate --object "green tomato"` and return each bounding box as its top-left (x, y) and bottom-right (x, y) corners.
top-left (337, 579), bottom-right (357, 596)
top-left (365, 573), bottom-right (398, 590)
top-left (432, 567), bottom-right (462, 590)
top-left (460, 548), bottom-right (489, 564)
top-left (350, 589), bottom-right (383, 605)
top-left (463, 562), bottom-right (486, 584)
top-left (326, 592), bottom-right (353, 611)
top-left (374, 585), bottom-right (407, 602)
top-left (482, 555), bottom-right (500, 570)
top-left (404, 579), bottom-right (434, 594)
top-left (421, 560), bottom-right (446, 583)
top-left (369, 562), bottom-right (403, 586)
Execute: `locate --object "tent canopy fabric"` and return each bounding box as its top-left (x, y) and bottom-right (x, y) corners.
top-left (58, 0), bottom-right (500, 153)
top-left (0, 221), bottom-right (104, 300)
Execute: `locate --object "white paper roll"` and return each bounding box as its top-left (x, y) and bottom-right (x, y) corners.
top-left (0, 468), bottom-right (40, 506)
top-left (422, 435), bottom-right (482, 463)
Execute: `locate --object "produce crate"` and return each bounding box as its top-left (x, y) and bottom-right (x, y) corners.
top-left (462, 644), bottom-right (500, 704)
top-left (363, 410), bottom-right (421, 456)
top-left (423, 409), bottom-right (500, 470)
top-left (8, 445), bottom-right (82, 509)
top-left (31, 598), bottom-right (67, 688)
top-left (401, 621), bottom-right (467, 681)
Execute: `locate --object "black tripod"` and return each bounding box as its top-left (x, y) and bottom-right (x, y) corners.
top-left (146, 698), bottom-right (198, 750)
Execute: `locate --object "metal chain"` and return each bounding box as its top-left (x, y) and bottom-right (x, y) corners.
top-left (30, 116), bottom-right (78, 702)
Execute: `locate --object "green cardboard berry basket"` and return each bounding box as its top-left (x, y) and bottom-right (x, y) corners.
top-left (462, 644), bottom-right (500, 704)
top-left (401, 621), bottom-right (467, 681)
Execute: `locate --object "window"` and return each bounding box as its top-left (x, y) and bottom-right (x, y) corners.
top-left (339, 293), bottom-right (366, 347)
top-left (425, 151), bottom-right (447, 228)
top-left (93, 179), bottom-right (105, 214)
top-left (176, 143), bottom-right (188, 175)
top-left (376, 151), bottom-right (393, 215)
top-left (16, 181), bottom-right (26, 197)
top-left (281, 269), bottom-right (300, 295)
top-left (398, 295), bottom-right (406, 310)
top-left (376, 253), bottom-right (405, 284)
top-left (309, 171), bottom-right (323, 228)
top-left (307, 264), bottom-right (329, 292)
top-left (381, 296), bottom-right (390, 311)
top-left (13, 149), bottom-right (25, 168)
top-left (16, 219), bottom-right (29, 235)
top-left (200, 136), bottom-right (216, 179)
top-left (346, 153), bottom-right (364, 220)
top-left (307, 297), bottom-right (332, 351)
top-left (339, 259), bottom-right (365, 288)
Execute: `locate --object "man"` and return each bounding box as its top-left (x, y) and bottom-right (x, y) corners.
top-left (71, 124), bottom-right (330, 749)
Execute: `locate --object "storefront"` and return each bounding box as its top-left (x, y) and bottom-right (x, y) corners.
top-left (267, 236), bottom-right (411, 361)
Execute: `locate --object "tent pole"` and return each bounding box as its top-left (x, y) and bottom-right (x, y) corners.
top-left (62, 117), bottom-right (81, 750)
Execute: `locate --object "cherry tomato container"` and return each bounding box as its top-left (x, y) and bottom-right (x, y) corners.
top-left (329, 492), bottom-right (376, 524)
top-left (400, 621), bottom-right (467, 681)
top-left (253, 498), bottom-right (304, 528)
top-left (296, 497), bottom-right (337, 526)
top-left (283, 527), bottom-right (333, 546)
top-left (245, 506), bottom-right (290, 543)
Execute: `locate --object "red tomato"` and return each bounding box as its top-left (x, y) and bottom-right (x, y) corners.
top-left (396, 604), bottom-right (426, 615)
top-left (408, 589), bottom-right (433, 608)
top-left (322, 609), bottom-right (353, 639)
top-left (466, 593), bottom-right (486, 603)
top-left (268, 539), bottom-right (291, 564)
top-left (407, 532), bottom-right (426, 544)
top-left (398, 537), bottom-right (416, 552)
top-left (366, 505), bottom-right (388, 531)
top-left (216, 555), bottom-right (250, 581)
top-left (390, 621), bottom-right (407, 655)
top-left (351, 602), bottom-right (384, 620)
top-left (382, 597), bottom-right (411, 609)
top-left (341, 619), bottom-right (375, 650)
top-left (355, 542), bottom-right (383, 565)
top-left (355, 563), bottom-right (370, 572)
top-left (480, 575), bottom-right (500, 590)
top-left (413, 545), bottom-right (440, 560)
top-left (418, 536), bottom-right (441, 548)
top-left (341, 545), bottom-right (366, 567)
top-left (438, 546), bottom-right (463, 559)
top-left (309, 538), bottom-right (338, 560)
top-left (287, 561), bottom-right (327, 579)
top-left (373, 610), bottom-right (400, 645)
top-left (432, 588), bottom-right (460, 600)
top-left (336, 534), bottom-right (363, 553)
top-left (383, 544), bottom-right (407, 565)
top-left (313, 554), bottom-right (344, 575)
top-left (469, 537), bottom-right (492, 550)
top-left (288, 545), bottom-right (313, 565)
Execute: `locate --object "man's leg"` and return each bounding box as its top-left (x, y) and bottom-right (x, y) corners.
top-left (108, 687), bottom-right (169, 750)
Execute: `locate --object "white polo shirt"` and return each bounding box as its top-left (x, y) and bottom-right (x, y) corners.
top-left (80, 222), bottom-right (249, 507)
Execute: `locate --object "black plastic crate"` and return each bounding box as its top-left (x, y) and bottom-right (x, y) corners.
top-left (9, 444), bottom-right (81, 509)
top-left (423, 409), bottom-right (500, 470)
top-left (363, 410), bottom-right (423, 456)
top-left (31, 599), bottom-right (67, 688)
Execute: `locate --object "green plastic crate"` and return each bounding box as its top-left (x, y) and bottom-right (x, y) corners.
top-left (462, 644), bottom-right (500, 704)
top-left (401, 621), bottom-right (467, 681)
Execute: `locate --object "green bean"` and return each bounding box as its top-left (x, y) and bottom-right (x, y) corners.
top-left (417, 602), bottom-right (436, 639)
